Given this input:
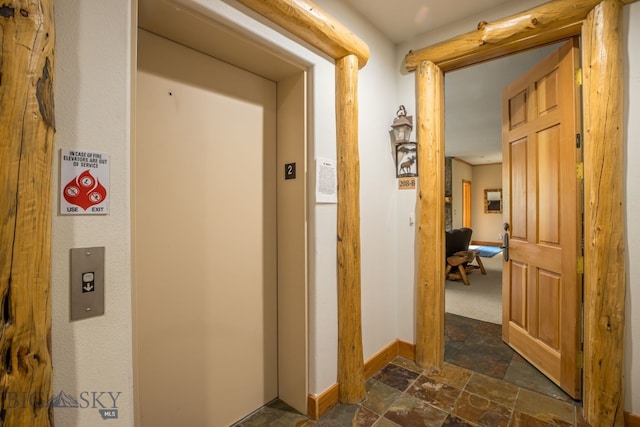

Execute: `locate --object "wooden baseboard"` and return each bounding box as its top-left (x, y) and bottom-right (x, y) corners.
top-left (363, 340), bottom-right (400, 379)
top-left (307, 339), bottom-right (417, 419)
top-left (307, 383), bottom-right (338, 420)
top-left (626, 411), bottom-right (640, 427)
top-left (470, 240), bottom-right (501, 247)
top-left (398, 339), bottom-right (416, 359)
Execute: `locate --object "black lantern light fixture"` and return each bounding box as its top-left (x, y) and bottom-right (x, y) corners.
top-left (390, 105), bottom-right (413, 143)
top-left (390, 106), bottom-right (418, 180)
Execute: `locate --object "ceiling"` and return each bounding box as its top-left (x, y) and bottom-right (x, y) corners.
top-left (342, 0), bottom-right (512, 44)
top-left (341, 0), bottom-right (556, 165)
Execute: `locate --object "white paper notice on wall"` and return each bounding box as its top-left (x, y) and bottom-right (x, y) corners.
top-left (59, 149), bottom-right (110, 215)
top-left (316, 157), bottom-right (337, 204)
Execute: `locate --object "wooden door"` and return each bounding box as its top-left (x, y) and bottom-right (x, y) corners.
top-left (135, 30), bottom-right (278, 426)
top-left (501, 39), bottom-right (582, 399)
top-left (462, 180), bottom-right (472, 228)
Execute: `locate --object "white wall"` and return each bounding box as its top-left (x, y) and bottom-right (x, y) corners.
top-left (624, 1), bottom-right (640, 415)
top-left (53, 1), bottom-right (134, 426)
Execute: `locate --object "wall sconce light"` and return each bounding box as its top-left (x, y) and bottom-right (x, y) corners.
top-left (390, 105), bottom-right (413, 143)
top-left (390, 106), bottom-right (418, 180)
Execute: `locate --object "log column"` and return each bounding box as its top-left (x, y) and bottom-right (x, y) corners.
top-left (0, 1), bottom-right (55, 426)
top-left (335, 54), bottom-right (365, 403)
top-left (414, 61), bottom-right (445, 369)
top-left (582, 0), bottom-right (626, 425)
top-left (234, 0), bottom-right (370, 409)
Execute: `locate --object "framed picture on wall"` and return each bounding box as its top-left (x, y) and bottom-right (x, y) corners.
top-left (396, 143), bottom-right (417, 178)
top-left (484, 188), bottom-right (502, 213)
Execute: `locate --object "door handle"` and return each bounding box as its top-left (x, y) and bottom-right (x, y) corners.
top-left (502, 222), bottom-right (509, 262)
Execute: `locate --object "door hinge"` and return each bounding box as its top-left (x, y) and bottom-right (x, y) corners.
top-left (577, 256), bottom-right (584, 274)
top-left (576, 162), bottom-right (584, 180)
top-left (575, 68), bottom-right (583, 86)
top-left (577, 350), bottom-right (583, 368)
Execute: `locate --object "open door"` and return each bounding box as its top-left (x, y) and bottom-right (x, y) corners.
top-left (462, 180), bottom-right (472, 228)
top-left (501, 38), bottom-right (583, 399)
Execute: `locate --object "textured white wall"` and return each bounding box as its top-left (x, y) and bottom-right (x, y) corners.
top-left (52, 1), bottom-right (134, 426)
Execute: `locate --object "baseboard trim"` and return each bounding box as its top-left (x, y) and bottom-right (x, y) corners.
top-left (471, 240), bottom-right (501, 247)
top-left (398, 339), bottom-right (416, 359)
top-left (625, 411), bottom-right (640, 427)
top-left (307, 383), bottom-right (338, 420)
top-left (363, 340), bottom-right (400, 379)
top-left (307, 339), bottom-right (417, 419)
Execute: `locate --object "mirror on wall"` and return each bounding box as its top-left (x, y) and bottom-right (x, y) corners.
top-left (484, 189), bottom-right (502, 213)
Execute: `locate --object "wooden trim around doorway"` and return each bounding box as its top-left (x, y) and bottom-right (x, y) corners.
top-left (404, 0), bottom-right (629, 425)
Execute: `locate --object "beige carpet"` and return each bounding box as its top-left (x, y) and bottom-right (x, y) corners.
top-left (445, 255), bottom-right (503, 324)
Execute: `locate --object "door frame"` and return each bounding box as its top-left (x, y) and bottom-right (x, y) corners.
top-left (132, 3), bottom-right (309, 421)
top-left (461, 179), bottom-right (472, 229)
top-left (405, 0), bottom-right (628, 424)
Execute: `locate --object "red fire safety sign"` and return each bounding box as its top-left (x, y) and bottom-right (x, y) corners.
top-left (60, 149), bottom-right (110, 215)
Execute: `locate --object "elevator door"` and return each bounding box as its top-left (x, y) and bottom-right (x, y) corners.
top-left (135, 29), bottom-right (277, 426)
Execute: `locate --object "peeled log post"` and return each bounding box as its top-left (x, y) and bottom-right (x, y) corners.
top-left (0, 1), bottom-right (55, 426)
top-left (414, 61), bottom-right (445, 369)
top-left (582, 0), bottom-right (625, 425)
top-left (234, 0), bottom-right (369, 68)
top-left (404, 0), bottom-right (606, 72)
top-left (335, 54), bottom-right (365, 404)
top-left (232, 0), bottom-right (370, 406)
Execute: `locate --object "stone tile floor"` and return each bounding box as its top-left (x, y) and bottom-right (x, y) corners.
top-left (233, 313), bottom-right (587, 427)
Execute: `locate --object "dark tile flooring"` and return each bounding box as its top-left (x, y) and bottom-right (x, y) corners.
top-left (234, 313), bottom-right (587, 427)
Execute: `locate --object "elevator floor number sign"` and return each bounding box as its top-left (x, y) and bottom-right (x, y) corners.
top-left (60, 149), bottom-right (110, 215)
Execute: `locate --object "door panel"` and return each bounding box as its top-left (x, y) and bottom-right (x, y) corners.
top-left (510, 139), bottom-right (528, 239)
top-left (509, 261), bottom-right (527, 328)
top-left (537, 270), bottom-right (560, 348)
top-left (502, 39), bottom-right (582, 399)
top-left (537, 126), bottom-right (560, 244)
top-left (135, 30), bottom-right (278, 426)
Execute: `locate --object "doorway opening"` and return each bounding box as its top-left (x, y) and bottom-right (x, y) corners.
top-left (443, 41), bottom-right (578, 400)
top-left (461, 180), bottom-right (472, 229)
